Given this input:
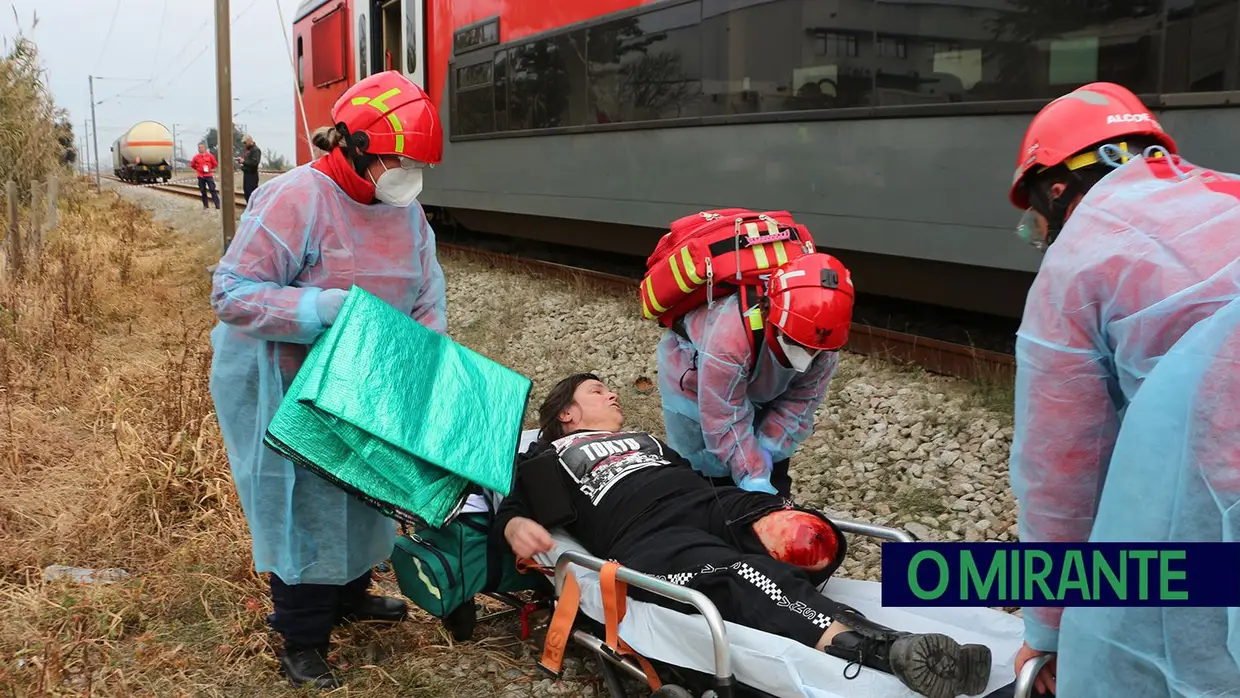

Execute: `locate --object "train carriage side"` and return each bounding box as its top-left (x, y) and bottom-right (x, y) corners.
top-left (297, 0), bottom-right (1240, 320)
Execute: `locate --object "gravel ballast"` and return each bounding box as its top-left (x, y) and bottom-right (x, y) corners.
top-left (108, 181), bottom-right (1023, 695)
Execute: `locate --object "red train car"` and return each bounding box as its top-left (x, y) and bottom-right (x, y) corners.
top-left (292, 0), bottom-right (432, 164)
top-left (293, 0), bottom-right (648, 163)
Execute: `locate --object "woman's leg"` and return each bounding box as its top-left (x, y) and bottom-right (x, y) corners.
top-left (618, 525), bottom-right (992, 698)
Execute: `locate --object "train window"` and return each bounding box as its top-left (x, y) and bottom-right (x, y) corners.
top-left (701, 0), bottom-right (872, 115)
top-left (870, 0), bottom-right (1160, 105)
top-left (508, 31), bottom-right (588, 130)
top-left (1162, 0), bottom-right (1240, 93)
top-left (586, 2), bottom-right (704, 124)
top-left (455, 18), bottom-right (500, 54)
top-left (507, 42), bottom-right (538, 130)
top-left (310, 6), bottom-right (348, 87)
top-left (359, 16), bottom-right (368, 79)
top-left (406, 13), bottom-right (418, 75)
top-left (297, 36), bottom-right (304, 92)
top-left (454, 61), bottom-right (495, 135)
top-left (554, 32), bottom-right (590, 126)
top-left (493, 50), bottom-right (509, 132)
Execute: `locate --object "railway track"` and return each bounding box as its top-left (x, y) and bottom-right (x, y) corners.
top-left (115, 178), bottom-right (1015, 384)
top-left (102, 174), bottom-right (248, 207)
top-left (439, 242), bottom-right (1017, 385)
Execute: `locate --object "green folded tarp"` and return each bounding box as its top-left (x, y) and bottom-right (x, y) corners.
top-left (264, 286), bottom-right (532, 528)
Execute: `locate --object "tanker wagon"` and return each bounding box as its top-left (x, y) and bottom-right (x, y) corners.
top-left (111, 121), bottom-right (174, 184)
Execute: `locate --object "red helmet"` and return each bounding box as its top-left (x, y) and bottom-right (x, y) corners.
top-left (765, 253), bottom-right (855, 352)
top-left (331, 71), bottom-right (442, 165)
top-left (1008, 82), bottom-right (1176, 210)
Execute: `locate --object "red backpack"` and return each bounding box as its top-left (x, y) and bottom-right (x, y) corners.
top-left (639, 209), bottom-right (818, 365)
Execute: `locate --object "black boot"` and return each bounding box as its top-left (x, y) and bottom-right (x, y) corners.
top-left (441, 598), bottom-right (477, 642)
top-left (340, 593), bottom-right (409, 623)
top-left (338, 570), bottom-right (408, 624)
top-left (823, 605), bottom-right (991, 698)
top-left (280, 644), bottom-right (340, 689)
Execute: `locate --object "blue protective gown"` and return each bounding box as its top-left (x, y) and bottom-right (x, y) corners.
top-left (208, 164), bottom-right (447, 586)
top-left (1054, 296), bottom-right (1240, 696)
top-left (657, 292), bottom-right (840, 485)
top-left (1010, 153), bottom-right (1240, 651)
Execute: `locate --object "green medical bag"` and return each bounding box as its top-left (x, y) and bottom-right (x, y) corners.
top-left (391, 500), bottom-right (548, 619)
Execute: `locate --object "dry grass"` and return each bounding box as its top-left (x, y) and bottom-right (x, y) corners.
top-left (0, 34), bottom-right (544, 698)
top-left (0, 183), bottom-right (563, 697)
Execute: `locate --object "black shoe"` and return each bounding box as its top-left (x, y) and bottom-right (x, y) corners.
top-left (823, 606), bottom-right (991, 698)
top-left (339, 594), bottom-right (408, 623)
top-left (442, 599), bottom-right (477, 642)
top-left (280, 645), bottom-right (340, 689)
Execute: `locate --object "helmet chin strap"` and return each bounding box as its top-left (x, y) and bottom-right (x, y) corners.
top-left (335, 122), bottom-right (375, 178)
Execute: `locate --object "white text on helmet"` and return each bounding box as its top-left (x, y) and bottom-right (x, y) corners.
top-left (1106, 113), bottom-right (1152, 124)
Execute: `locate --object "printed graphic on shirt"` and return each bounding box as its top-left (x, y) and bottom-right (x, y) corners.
top-left (551, 431), bottom-right (673, 504)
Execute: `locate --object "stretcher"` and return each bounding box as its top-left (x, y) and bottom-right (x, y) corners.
top-left (495, 430), bottom-right (1048, 698)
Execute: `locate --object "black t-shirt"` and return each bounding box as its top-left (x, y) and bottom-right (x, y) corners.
top-left (493, 429), bottom-right (715, 556)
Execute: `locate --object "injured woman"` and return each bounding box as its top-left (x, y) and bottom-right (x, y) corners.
top-left (494, 373), bottom-right (993, 698)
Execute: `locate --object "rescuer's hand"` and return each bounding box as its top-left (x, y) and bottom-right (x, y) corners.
top-left (1014, 641), bottom-right (1057, 695)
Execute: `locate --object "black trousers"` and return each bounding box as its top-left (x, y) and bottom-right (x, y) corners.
top-left (707, 456), bottom-right (792, 498)
top-left (268, 570), bottom-right (373, 651)
top-left (197, 176), bottom-right (220, 209)
top-left (608, 487), bottom-right (845, 648)
top-left (243, 171), bottom-right (259, 202)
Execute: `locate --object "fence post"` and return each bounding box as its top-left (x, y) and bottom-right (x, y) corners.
top-left (44, 175), bottom-right (59, 232)
top-left (5, 180), bottom-right (20, 278)
top-left (29, 181), bottom-right (45, 272)
top-left (34, 175), bottom-right (59, 270)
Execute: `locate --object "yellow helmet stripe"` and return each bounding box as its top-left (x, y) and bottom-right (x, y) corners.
top-left (387, 113), bottom-right (404, 153)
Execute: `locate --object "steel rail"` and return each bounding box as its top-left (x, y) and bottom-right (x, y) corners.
top-left (438, 241), bottom-right (1016, 383)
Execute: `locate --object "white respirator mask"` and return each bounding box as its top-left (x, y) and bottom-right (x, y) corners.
top-left (371, 157), bottom-right (425, 207)
top-left (775, 331), bottom-right (819, 373)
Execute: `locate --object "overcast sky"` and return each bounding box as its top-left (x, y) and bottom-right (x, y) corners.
top-left (0, 0), bottom-right (304, 167)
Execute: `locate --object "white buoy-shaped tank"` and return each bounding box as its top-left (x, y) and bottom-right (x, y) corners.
top-left (113, 121), bottom-right (174, 183)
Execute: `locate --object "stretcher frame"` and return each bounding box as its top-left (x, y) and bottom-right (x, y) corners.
top-left (523, 515), bottom-right (1048, 698)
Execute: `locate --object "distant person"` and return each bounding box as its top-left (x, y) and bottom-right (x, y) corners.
top-left (190, 142), bottom-right (220, 211)
top-left (239, 135), bottom-right (261, 203)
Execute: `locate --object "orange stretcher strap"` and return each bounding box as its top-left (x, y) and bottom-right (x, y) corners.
top-left (516, 557), bottom-right (555, 576)
top-left (538, 570), bottom-right (580, 675)
top-left (600, 561), bottom-right (663, 690)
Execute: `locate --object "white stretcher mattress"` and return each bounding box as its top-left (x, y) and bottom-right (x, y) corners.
top-left (515, 431), bottom-right (1026, 697)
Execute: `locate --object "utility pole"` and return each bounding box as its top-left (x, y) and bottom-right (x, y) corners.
top-left (83, 119), bottom-right (93, 176)
top-left (214, 0), bottom-right (236, 253)
top-left (88, 76), bottom-right (101, 188)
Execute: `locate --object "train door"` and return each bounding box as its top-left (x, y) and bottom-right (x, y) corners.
top-left (363, 0), bottom-right (424, 88)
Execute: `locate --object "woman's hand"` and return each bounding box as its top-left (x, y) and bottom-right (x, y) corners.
top-left (1014, 641), bottom-right (1057, 695)
top-left (504, 517), bottom-right (554, 559)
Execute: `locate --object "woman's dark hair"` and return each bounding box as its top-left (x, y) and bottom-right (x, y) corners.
top-left (537, 373), bottom-right (600, 443)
